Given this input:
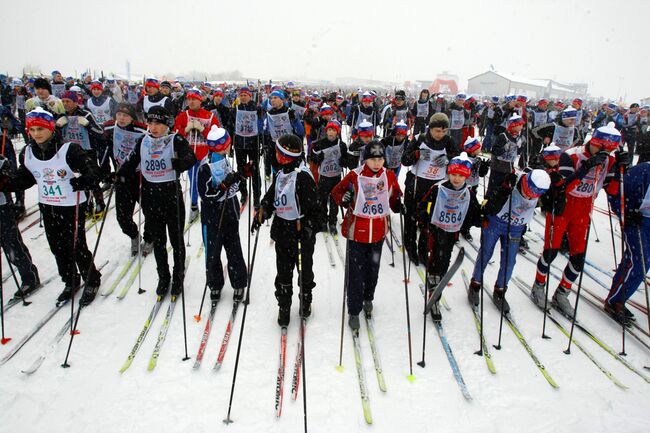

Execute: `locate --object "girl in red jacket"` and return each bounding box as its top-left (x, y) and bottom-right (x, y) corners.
top-left (331, 142), bottom-right (403, 330)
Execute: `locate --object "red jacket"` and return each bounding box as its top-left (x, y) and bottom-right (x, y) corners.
top-left (331, 165), bottom-right (402, 244)
top-left (173, 108), bottom-right (220, 160)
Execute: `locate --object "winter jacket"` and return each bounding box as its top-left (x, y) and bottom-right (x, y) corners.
top-left (173, 108), bottom-right (221, 161)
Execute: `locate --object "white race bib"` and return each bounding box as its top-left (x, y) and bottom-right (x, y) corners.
top-left (352, 168), bottom-right (390, 219)
top-left (431, 184), bottom-right (470, 232)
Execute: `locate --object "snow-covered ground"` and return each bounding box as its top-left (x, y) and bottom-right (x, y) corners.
top-left (2, 139), bottom-right (650, 433)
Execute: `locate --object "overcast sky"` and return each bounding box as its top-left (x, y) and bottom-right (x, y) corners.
top-left (1, 0), bottom-right (648, 101)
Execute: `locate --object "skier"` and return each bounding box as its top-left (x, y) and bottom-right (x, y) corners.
top-left (529, 123), bottom-right (627, 317)
top-left (103, 102), bottom-right (152, 255)
top-left (467, 169), bottom-right (551, 312)
top-left (531, 106), bottom-right (579, 153)
top-left (233, 86), bottom-right (264, 208)
top-left (345, 119), bottom-right (377, 168)
top-left (330, 142), bottom-right (403, 329)
top-left (460, 136), bottom-right (490, 241)
top-left (0, 106), bottom-right (27, 219)
top-left (173, 87), bottom-right (221, 222)
top-left (57, 90), bottom-right (107, 218)
top-left (115, 106), bottom-right (197, 297)
top-left (251, 134), bottom-right (322, 326)
top-left (135, 77), bottom-right (177, 120)
top-left (86, 80), bottom-right (117, 126)
top-left (25, 78), bottom-right (65, 115)
top-left (401, 112), bottom-right (458, 265)
top-left (383, 90), bottom-right (413, 137)
top-left (603, 160), bottom-right (650, 323)
top-left (263, 90), bottom-right (305, 178)
top-left (309, 120), bottom-right (347, 234)
top-left (197, 126), bottom-right (251, 302)
top-left (479, 96), bottom-right (500, 152)
top-left (622, 103), bottom-right (641, 156)
top-left (446, 93), bottom-right (468, 148)
top-left (592, 103), bottom-right (624, 130)
top-left (380, 120), bottom-right (409, 175)
top-left (0, 107), bottom-right (102, 305)
top-left (346, 91), bottom-right (379, 139)
top-left (411, 89), bottom-right (433, 136)
top-left (418, 153), bottom-right (480, 318)
top-left (204, 88), bottom-right (233, 135)
top-left (487, 113), bottom-right (525, 194)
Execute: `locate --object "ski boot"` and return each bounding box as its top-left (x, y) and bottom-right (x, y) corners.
top-left (551, 287), bottom-right (573, 318)
top-left (171, 274), bottom-right (184, 297)
top-left (492, 286), bottom-right (510, 314)
top-left (300, 300), bottom-right (312, 320)
top-left (14, 201), bottom-right (26, 222)
top-left (278, 305), bottom-right (291, 327)
top-left (142, 240), bottom-right (154, 256)
top-left (406, 246), bottom-right (419, 266)
top-left (363, 300), bottom-right (373, 319)
top-left (461, 230), bottom-right (473, 243)
top-left (80, 285), bottom-right (99, 306)
top-left (519, 238), bottom-right (529, 254)
top-left (530, 280), bottom-right (548, 309)
top-left (57, 276), bottom-right (81, 304)
top-left (14, 279), bottom-right (40, 299)
top-left (328, 222), bottom-right (338, 236)
top-left (233, 287), bottom-right (245, 303)
top-left (156, 276), bottom-right (171, 299)
top-left (468, 279), bottom-right (481, 307)
top-left (131, 235), bottom-right (140, 256)
top-left (348, 314), bottom-right (360, 330)
top-left (604, 302), bottom-right (631, 326)
top-left (430, 301), bottom-right (442, 322)
top-left (189, 205), bottom-right (200, 223)
top-left (93, 201), bottom-right (106, 221)
top-left (209, 284), bottom-right (221, 302)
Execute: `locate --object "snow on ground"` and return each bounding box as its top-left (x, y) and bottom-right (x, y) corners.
top-left (2, 140), bottom-right (650, 433)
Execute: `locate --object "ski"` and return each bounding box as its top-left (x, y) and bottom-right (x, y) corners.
top-left (147, 298), bottom-right (178, 371)
top-left (482, 286), bottom-right (559, 389)
top-left (352, 329), bottom-right (373, 424)
top-left (331, 233), bottom-right (346, 266)
top-left (21, 317), bottom-right (72, 375)
top-left (275, 326), bottom-right (288, 418)
top-left (118, 298), bottom-right (165, 373)
top-left (511, 277), bottom-right (627, 389)
top-left (3, 273), bottom-right (60, 313)
top-left (433, 316), bottom-right (473, 400)
top-left (364, 313), bottom-right (387, 392)
top-left (213, 302), bottom-right (240, 370)
top-left (117, 258), bottom-right (147, 299)
top-left (102, 256), bottom-right (137, 297)
top-left (291, 320), bottom-right (305, 400)
top-left (425, 247), bottom-right (465, 312)
top-left (460, 270), bottom-right (497, 374)
top-left (322, 233), bottom-right (336, 267)
top-left (192, 302), bottom-right (218, 369)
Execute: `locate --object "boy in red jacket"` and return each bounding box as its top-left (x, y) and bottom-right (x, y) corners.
top-left (331, 142), bottom-right (403, 330)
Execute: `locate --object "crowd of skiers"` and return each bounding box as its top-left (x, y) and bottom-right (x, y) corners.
top-left (1, 71), bottom-right (650, 332)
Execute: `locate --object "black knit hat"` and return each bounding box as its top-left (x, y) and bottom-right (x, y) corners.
top-left (146, 106), bottom-right (172, 125)
top-left (116, 102), bottom-right (137, 120)
top-left (33, 78), bottom-right (52, 94)
top-left (363, 141), bottom-right (385, 160)
top-left (276, 134), bottom-right (303, 157)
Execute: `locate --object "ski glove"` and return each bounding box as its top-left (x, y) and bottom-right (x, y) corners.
top-left (341, 190), bottom-right (353, 207)
top-left (171, 158), bottom-right (182, 171)
top-left (0, 155), bottom-right (9, 176)
top-left (240, 162), bottom-right (254, 178)
top-left (251, 208), bottom-right (268, 233)
top-left (70, 176), bottom-right (95, 191)
top-left (55, 116), bottom-right (68, 128)
top-left (477, 158), bottom-right (490, 177)
top-left (221, 172), bottom-right (240, 189)
top-left (615, 150), bottom-right (631, 170)
top-left (583, 151), bottom-right (609, 170)
top-left (391, 199), bottom-right (406, 215)
top-left (312, 151), bottom-right (325, 164)
top-left (503, 172), bottom-right (518, 189)
top-left (77, 116), bottom-right (90, 127)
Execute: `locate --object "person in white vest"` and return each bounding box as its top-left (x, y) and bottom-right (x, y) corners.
top-left (487, 113), bottom-right (525, 194)
top-left (56, 90), bottom-right (107, 219)
top-left (380, 120), bottom-right (409, 176)
top-left (86, 80), bottom-right (117, 127)
top-left (531, 106), bottom-right (580, 154)
top-left (401, 112), bottom-right (459, 265)
top-left (309, 119), bottom-right (348, 234)
top-left (467, 169), bottom-right (551, 313)
top-left (25, 78), bottom-right (65, 116)
top-left (1, 107), bottom-right (103, 306)
top-left (197, 126), bottom-right (252, 302)
top-left (233, 86), bottom-right (264, 208)
top-left (411, 89), bottom-right (433, 136)
top-left (103, 102), bottom-right (152, 256)
top-left (251, 134), bottom-right (323, 327)
top-left (135, 77), bottom-right (177, 121)
top-left (115, 106), bottom-right (196, 298)
top-left (446, 93), bottom-right (468, 148)
top-left (418, 152), bottom-right (481, 319)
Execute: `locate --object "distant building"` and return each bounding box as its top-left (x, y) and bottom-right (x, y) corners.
top-left (467, 71), bottom-right (587, 100)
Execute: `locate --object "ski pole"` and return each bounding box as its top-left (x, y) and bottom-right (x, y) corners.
top-left (591, 218), bottom-right (601, 243)
top-left (0, 229), bottom-right (10, 344)
top-left (494, 185), bottom-right (514, 350)
top-left (223, 225), bottom-right (261, 425)
top-left (137, 172), bottom-right (145, 294)
top-left (618, 166), bottom-right (627, 356)
top-left (186, 130), bottom-right (199, 247)
top-left (636, 225), bottom-right (650, 335)
top-left (295, 198), bottom-right (308, 433)
top-left (565, 165), bottom-right (602, 354)
top-left (175, 177), bottom-right (190, 362)
top-left (541, 206), bottom-right (555, 339)
top-left (417, 221), bottom-right (432, 367)
top-left (474, 220), bottom-right (486, 356)
top-left (336, 204), bottom-right (352, 372)
top-left (62, 186), bottom-right (114, 367)
top-left (60, 191), bottom-right (80, 367)
top-left (399, 208), bottom-right (415, 381)
top-left (387, 217), bottom-right (395, 267)
top-left (607, 200), bottom-right (618, 269)
top-left (3, 248), bottom-right (30, 306)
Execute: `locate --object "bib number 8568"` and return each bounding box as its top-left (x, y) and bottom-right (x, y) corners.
top-left (362, 203), bottom-right (383, 215)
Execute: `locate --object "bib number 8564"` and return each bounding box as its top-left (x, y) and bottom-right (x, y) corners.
top-left (439, 211), bottom-right (462, 224)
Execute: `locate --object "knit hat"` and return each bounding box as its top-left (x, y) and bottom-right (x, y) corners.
top-left (591, 122), bottom-right (621, 151)
top-left (507, 113), bottom-right (525, 128)
top-left (554, 100), bottom-right (565, 109)
top-left (447, 152), bottom-right (472, 178)
top-left (572, 98), bottom-right (583, 107)
top-left (238, 86), bottom-right (252, 96)
top-left (61, 90), bottom-right (79, 102)
top-left (437, 94), bottom-right (446, 101)
top-left (606, 102), bottom-right (618, 111)
top-left (319, 104), bottom-right (334, 116)
top-left (429, 112), bottom-right (450, 129)
top-left (146, 106), bottom-right (172, 125)
top-left (212, 87), bottom-right (224, 97)
top-left (361, 91), bottom-right (373, 103)
top-left (90, 80), bottom-right (103, 91)
top-left (504, 95), bottom-right (516, 103)
top-left (520, 170), bottom-right (550, 198)
top-left (491, 96), bottom-right (500, 103)
top-left (186, 87), bottom-right (203, 101)
top-left (358, 119), bottom-right (374, 137)
top-left (538, 98), bottom-right (549, 106)
top-left (116, 102), bottom-right (137, 120)
top-left (394, 120), bottom-right (409, 136)
top-left (33, 78), bottom-right (52, 94)
top-left (160, 81), bottom-right (172, 89)
top-left (455, 93), bottom-right (467, 100)
top-left (516, 95), bottom-right (528, 103)
top-left (269, 90), bottom-right (285, 99)
top-left (145, 77), bottom-right (160, 88)
top-left (206, 125), bottom-right (231, 152)
top-left (363, 142), bottom-right (385, 160)
top-left (463, 136), bottom-right (482, 154)
top-left (560, 107), bottom-right (578, 120)
top-left (25, 107), bottom-right (55, 132)
top-left (275, 134), bottom-right (303, 163)
top-left (326, 120), bottom-right (341, 134)
top-left (542, 144), bottom-right (562, 161)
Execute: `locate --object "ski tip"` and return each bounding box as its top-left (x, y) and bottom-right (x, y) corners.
top-left (193, 315), bottom-right (202, 322)
top-left (1, 337), bottom-right (12, 345)
top-left (156, 295), bottom-right (163, 302)
top-left (406, 374), bottom-right (416, 383)
top-left (335, 365), bottom-right (344, 373)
